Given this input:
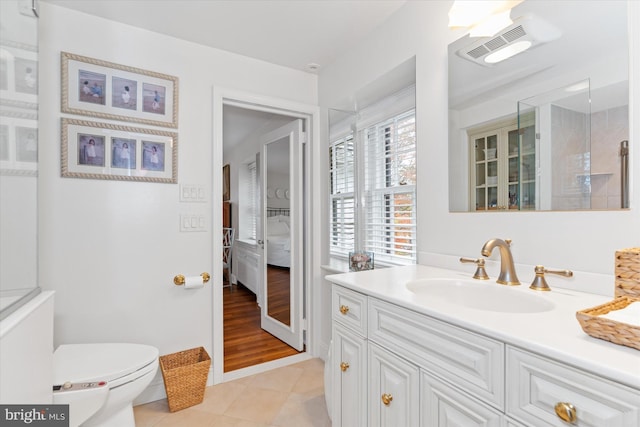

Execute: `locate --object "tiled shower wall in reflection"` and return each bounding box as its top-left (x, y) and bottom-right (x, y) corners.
top-left (551, 104), bottom-right (628, 210)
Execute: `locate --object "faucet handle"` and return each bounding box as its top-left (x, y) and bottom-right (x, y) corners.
top-left (460, 257), bottom-right (490, 280)
top-left (530, 265), bottom-right (574, 291)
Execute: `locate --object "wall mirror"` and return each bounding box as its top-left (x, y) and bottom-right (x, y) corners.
top-left (448, 0), bottom-right (629, 212)
top-left (0, 0), bottom-right (40, 319)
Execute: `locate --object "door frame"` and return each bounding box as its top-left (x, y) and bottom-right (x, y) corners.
top-left (211, 86), bottom-right (321, 384)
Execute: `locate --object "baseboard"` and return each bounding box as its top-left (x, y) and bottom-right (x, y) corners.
top-left (317, 342), bottom-right (329, 362)
top-left (222, 353), bottom-right (311, 382)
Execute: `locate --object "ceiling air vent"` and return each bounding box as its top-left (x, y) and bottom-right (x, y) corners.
top-left (456, 15), bottom-right (561, 67)
top-left (502, 25), bottom-right (526, 42)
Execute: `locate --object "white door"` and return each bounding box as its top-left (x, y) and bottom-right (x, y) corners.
top-left (258, 119), bottom-right (304, 350)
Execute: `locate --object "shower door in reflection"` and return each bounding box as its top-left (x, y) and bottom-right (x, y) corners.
top-left (259, 119), bottom-right (304, 351)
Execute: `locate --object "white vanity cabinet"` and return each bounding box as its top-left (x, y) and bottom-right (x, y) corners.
top-left (506, 347), bottom-right (640, 427)
top-left (331, 286), bottom-right (369, 427)
top-left (331, 284), bottom-right (504, 426)
top-left (234, 241), bottom-right (260, 294)
top-left (330, 282), bottom-right (640, 427)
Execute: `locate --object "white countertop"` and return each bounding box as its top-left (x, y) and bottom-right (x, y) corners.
top-left (325, 265), bottom-right (640, 390)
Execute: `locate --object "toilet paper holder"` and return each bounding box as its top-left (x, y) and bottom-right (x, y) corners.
top-left (174, 272), bottom-right (211, 286)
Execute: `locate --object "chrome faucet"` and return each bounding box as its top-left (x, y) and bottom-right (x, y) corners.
top-left (481, 238), bottom-right (520, 285)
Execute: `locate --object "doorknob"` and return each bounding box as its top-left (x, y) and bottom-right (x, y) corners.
top-left (257, 239), bottom-right (264, 248)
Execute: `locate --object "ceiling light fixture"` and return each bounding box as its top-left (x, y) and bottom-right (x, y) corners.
top-left (484, 40), bottom-right (532, 63)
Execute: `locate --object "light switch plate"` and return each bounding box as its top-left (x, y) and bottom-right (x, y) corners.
top-left (179, 184), bottom-right (207, 203)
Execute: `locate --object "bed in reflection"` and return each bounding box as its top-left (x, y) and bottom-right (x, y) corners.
top-left (266, 208), bottom-right (290, 268)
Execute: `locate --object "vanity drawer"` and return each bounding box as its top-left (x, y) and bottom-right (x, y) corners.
top-left (332, 285), bottom-right (367, 336)
top-left (368, 297), bottom-right (504, 409)
top-left (506, 346), bottom-right (640, 427)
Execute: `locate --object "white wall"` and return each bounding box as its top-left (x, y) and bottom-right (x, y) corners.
top-left (38, 2), bottom-right (316, 401)
top-left (318, 1), bottom-right (640, 285)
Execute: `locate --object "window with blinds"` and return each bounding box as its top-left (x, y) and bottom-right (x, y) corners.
top-left (329, 105), bottom-right (417, 265)
top-left (363, 110), bottom-right (416, 264)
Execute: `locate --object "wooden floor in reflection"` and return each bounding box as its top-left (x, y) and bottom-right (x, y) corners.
top-left (223, 266), bottom-right (302, 373)
top-left (267, 265), bottom-right (291, 325)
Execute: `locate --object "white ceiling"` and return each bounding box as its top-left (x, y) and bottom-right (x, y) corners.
top-left (42, 0), bottom-right (408, 152)
top-left (222, 105), bottom-right (294, 159)
top-left (42, 0), bottom-right (407, 74)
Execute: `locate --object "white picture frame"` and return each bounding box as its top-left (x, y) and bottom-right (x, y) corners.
top-left (61, 51), bottom-right (179, 128)
top-left (61, 118), bottom-right (178, 183)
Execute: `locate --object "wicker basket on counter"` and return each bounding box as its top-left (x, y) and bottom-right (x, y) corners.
top-left (615, 247), bottom-right (640, 298)
top-left (576, 296), bottom-right (640, 350)
top-left (159, 347), bottom-right (211, 412)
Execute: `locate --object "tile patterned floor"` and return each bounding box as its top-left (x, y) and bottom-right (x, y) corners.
top-left (134, 358), bottom-right (331, 427)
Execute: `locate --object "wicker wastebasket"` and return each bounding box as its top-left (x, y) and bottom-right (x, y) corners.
top-left (159, 347), bottom-right (211, 412)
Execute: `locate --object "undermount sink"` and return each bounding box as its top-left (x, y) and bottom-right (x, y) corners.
top-left (406, 278), bottom-right (555, 313)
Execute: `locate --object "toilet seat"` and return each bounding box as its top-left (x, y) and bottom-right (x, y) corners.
top-left (54, 343), bottom-right (159, 388)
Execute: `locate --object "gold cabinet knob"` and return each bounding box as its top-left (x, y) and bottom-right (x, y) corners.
top-left (381, 393), bottom-right (393, 406)
top-left (340, 362), bottom-right (350, 372)
top-left (554, 402), bottom-right (577, 423)
top-left (339, 305), bottom-right (350, 315)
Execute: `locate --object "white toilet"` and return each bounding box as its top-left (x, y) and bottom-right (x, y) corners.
top-left (53, 343), bottom-right (159, 427)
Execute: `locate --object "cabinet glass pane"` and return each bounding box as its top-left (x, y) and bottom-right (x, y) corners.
top-left (508, 157), bottom-right (518, 183)
top-left (485, 135), bottom-right (497, 160)
top-left (487, 160), bottom-right (498, 183)
top-left (488, 186), bottom-right (498, 209)
top-left (475, 163), bottom-right (485, 186)
top-left (475, 188), bottom-right (486, 210)
top-left (508, 184), bottom-right (519, 209)
top-left (487, 135), bottom-right (497, 150)
top-left (475, 137), bottom-right (486, 160)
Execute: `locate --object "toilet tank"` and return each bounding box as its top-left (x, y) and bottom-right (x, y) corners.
top-left (0, 291), bottom-right (55, 403)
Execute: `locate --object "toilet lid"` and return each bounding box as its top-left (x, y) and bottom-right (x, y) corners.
top-left (53, 343), bottom-right (159, 385)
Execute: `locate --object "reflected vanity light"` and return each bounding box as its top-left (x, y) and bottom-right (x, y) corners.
top-left (565, 81), bottom-right (590, 92)
top-left (484, 40), bottom-right (532, 63)
top-left (448, 0), bottom-right (522, 34)
top-left (470, 10), bottom-right (513, 37)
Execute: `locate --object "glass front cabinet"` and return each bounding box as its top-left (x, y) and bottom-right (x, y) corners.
top-left (469, 118), bottom-right (535, 211)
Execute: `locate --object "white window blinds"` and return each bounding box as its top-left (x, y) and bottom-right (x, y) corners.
top-left (248, 161), bottom-right (257, 240)
top-left (363, 110), bottom-right (416, 264)
top-left (329, 85), bottom-right (417, 265)
top-left (329, 135), bottom-right (355, 255)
